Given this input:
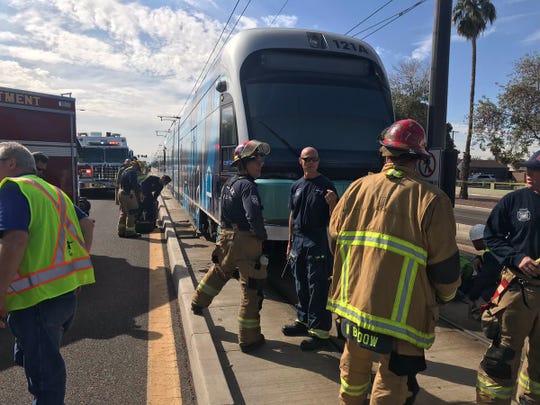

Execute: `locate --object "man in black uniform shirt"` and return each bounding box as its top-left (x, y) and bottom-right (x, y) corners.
top-left (282, 146), bottom-right (338, 350)
top-left (191, 139), bottom-right (270, 353)
top-left (476, 150), bottom-right (540, 404)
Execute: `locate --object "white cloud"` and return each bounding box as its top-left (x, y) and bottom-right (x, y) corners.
top-left (481, 26), bottom-right (496, 38)
top-left (0, 0), bottom-right (229, 155)
top-left (524, 29), bottom-right (540, 43)
top-left (497, 12), bottom-right (531, 24)
top-left (182, 0), bottom-right (218, 10)
top-left (235, 15), bottom-right (259, 31)
top-left (410, 35), bottom-right (431, 61)
top-left (0, 31), bottom-right (18, 41)
top-left (0, 44), bottom-right (67, 64)
top-left (261, 14), bottom-right (298, 28)
top-left (0, 60), bottom-right (53, 90)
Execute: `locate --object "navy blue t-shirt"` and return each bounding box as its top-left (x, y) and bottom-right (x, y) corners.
top-left (485, 187), bottom-right (540, 269)
top-left (289, 174), bottom-right (337, 241)
top-left (0, 180), bottom-right (87, 237)
top-left (221, 175), bottom-right (267, 241)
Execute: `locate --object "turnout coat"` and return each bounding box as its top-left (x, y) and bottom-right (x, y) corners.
top-left (327, 162), bottom-right (461, 349)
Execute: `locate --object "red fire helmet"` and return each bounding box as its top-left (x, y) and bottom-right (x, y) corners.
top-left (380, 119), bottom-right (429, 158)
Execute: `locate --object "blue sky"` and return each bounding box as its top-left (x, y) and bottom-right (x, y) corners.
top-left (0, 0), bottom-right (538, 159)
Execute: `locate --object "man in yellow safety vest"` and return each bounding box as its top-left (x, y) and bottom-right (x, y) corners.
top-left (0, 141), bottom-right (95, 404)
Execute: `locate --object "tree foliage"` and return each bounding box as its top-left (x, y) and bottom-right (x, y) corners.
top-left (452, 0), bottom-right (496, 199)
top-left (389, 59), bottom-right (457, 151)
top-left (389, 59), bottom-right (429, 128)
top-left (473, 52), bottom-right (540, 167)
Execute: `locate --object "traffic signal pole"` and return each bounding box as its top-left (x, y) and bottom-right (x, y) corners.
top-left (427, 0), bottom-right (458, 204)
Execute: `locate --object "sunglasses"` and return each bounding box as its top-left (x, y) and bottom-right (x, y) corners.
top-left (300, 157), bottom-right (319, 163)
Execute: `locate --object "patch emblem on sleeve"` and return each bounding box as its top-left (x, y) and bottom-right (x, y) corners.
top-left (517, 208), bottom-right (531, 222)
top-left (251, 195), bottom-right (260, 206)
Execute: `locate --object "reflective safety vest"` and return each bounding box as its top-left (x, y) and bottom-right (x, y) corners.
top-left (327, 230), bottom-right (434, 348)
top-left (327, 163), bottom-right (460, 350)
top-left (2, 175), bottom-right (95, 311)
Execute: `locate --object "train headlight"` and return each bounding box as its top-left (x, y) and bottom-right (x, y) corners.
top-left (306, 32), bottom-right (327, 49)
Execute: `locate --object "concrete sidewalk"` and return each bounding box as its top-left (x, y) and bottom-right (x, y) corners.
top-left (159, 189), bottom-right (493, 404)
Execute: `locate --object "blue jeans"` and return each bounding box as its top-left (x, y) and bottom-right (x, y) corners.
top-left (7, 291), bottom-right (77, 405)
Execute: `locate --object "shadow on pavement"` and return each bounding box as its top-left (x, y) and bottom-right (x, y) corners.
top-left (0, 254), bottom-right (169, 371)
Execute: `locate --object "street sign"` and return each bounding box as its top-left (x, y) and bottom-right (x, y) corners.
top-left (418, 148), bottom-right (442, 188)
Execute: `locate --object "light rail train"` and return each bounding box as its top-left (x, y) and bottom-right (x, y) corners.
top-left (163, 28), bottom-right (394, 241)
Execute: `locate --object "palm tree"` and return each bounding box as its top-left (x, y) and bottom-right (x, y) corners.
top-left (452, 0), bottom-right (496, 199)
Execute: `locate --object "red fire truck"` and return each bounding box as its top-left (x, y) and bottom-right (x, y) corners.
top-left (77, 132), bottom-right (132, 194)
top-left (0, 86), bottom-right (79, 203)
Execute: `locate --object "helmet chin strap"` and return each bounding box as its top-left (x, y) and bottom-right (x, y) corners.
top-left (237, 159), bottom-right (248, 173)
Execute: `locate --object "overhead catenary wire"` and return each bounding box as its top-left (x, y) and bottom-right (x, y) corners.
top-left (173, 0), bottom-right (242, 127)
top-left (270, 0), bottom-right (290, 26)
top-left (351, 0), bottom-right (428, 40)
top-left (344, 0), bottom-right (395, 36)
top-left (205, 0), bottom-right (254, 76)
top-left (173, 0), bottom-right (254, 132)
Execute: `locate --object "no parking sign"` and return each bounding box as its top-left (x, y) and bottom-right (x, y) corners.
top-left (417, 148), bottom-right (442, 188)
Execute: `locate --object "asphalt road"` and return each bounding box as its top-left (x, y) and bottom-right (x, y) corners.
top-left (0, 197), bottom-right (488, 404)
top-left (0, 197), bottom-right (196, 405)
top-left (454, 204), bottom-right (491, 227)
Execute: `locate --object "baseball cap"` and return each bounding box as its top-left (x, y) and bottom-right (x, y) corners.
top-left (469, 224), bottom-right (485, 241)
top-left (521, 150), bottom-right (540, 170)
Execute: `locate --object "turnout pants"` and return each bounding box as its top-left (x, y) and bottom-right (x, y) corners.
top-left (117, 190), bottom-right (139, 236)
top-left (340, 338), bottom-right (423, 405)
top-left (477, 281), bottom-right (540, 404)
top-left (191, 229), bottom-right (265, 346)
top-left (290, 236), bottom-right (332, 339)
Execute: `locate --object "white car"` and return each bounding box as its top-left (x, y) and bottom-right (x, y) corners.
top-left (468, 174), bottom-right (496, 182)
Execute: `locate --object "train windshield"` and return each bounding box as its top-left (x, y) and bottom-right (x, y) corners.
top-left (241, 50), bottom-right (393, 178)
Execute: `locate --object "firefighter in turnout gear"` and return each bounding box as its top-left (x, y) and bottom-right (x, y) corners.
top-left (327, 119), bottom-right (461, 404)
top-left (191, 140), bottom-right (270, 353)
top-left (476, 150), bottom-right (540, 404)
top-left (117, 160), bottom-right (142, 238)
top-left (115, 158), bottom-right (132, 205)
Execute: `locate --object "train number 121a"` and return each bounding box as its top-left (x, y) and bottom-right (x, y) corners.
top-left (332, 40), bottom-right (368, 54)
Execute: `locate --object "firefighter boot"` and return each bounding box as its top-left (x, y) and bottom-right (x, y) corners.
top-left (240, 335), bottom-right (265, 353)
top-left (191, 303), bottom-right (204, 316)
top-left (300, 336), bottom-right (328, 351)
top-left (282, 321), bottom-right (308, 336)
top-left (117, 226), bottom-right (126, 238)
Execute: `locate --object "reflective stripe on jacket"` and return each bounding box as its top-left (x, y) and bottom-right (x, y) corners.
top-left (327, 163), bottom-right (460, 349)
top-left (2, 175), bottom-right (95, 311)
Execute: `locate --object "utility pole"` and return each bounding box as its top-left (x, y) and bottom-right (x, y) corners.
top-left (427, 0), bottom-right (457, 204)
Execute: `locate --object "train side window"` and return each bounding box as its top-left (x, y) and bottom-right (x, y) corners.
top-left (220, 101), bottom-right (238, 171)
